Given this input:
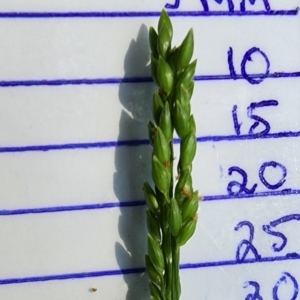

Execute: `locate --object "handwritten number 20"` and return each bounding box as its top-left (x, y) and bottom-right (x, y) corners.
top-left (227, 161), bottom-right (287, 195)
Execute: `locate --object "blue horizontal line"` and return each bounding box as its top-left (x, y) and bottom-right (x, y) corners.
top-left (1, 253), bottom-right (299, 285)
top-left (197, 130), bottom-right (300, 142)
top-left (0, 77), bottom-right (152, 87)
top-left (204, 188), bottom-right (299, 201)
top-left (0, 10), bottom-right (296, 19)
top-left (1, 130), bottom-right (300, 154)
top-left (0, 267), bottom-right (146, 285)
top-left (0, 139), bottom-right (151, 153)
top-left (0, 72), bottom-right (299, 88)
top-left (194, 72), bottom-right (300, 81)
top-left (180, 252), bottom-right (300, 269)
top-left (0, 201), bottom-right (146, 216)
top-left (0, 188), bottom-right (298, 216)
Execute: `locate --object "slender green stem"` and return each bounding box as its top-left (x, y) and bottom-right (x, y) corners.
top-left (172, 241), bottom-right (180, 299)
top-left (170, 138), bottom-right (179, 300)
top-left (166, 234), bottom-right (172, 300)
top-left (162, 206), bottom-right (172, 299)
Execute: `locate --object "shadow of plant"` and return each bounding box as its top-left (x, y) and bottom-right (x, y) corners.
top-left (113, 24), bottom-right (156, 300)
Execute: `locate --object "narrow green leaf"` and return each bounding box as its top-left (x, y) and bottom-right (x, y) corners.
top-left (176, 59), bottom-right (197, 90)
top-left (189, 114), bottom-right (196, 135)
top-left (176, 81), bottom-right (194, 105)
top-left (167, 46), bottom-right (179, 72)
top-left (143, 182), bottom-right (159, 214)
top-left (145, 254), bottom-right (162, 285)
top-left (157, 56), bottom-right (174, 95)
top-left (153, 127), bottom-right (170, 164)
top-left (149, 282), bottom-right (163, 300)
top-left (151, 55), bottom-right (159, 86)
top-left (149, 26), bottom-right (159, 58)
top-left (159, 101), bottom-right (173, 142)
top-left (169, 198), bottom-right (182, 236)
top-left (182, 191), bottom-right (199, 222)
top-left (173, 100), bottom-right (190, 139)
top-left (152, 155), bottom-right (170, 194)
top-left (157, 23), bottom-right (171, 57)
top-left (175, 170), bottom-right (193, 203)
top-left (153, 92), bottom-right (164, 125)
top-left (148, 234), bottom-right (165, 272)
top-left (158, 9), bottom-right (173, 41)
top-left (176, 29), bottom-right (194, 70)
top-left (146, 209), bottom-right (161, 243)
top-left (176, 218), bottom-right (197, 246)
top-left (148, 121), bottom-right (156, 146)
top-left (180, 131), bottom-right (197, 169)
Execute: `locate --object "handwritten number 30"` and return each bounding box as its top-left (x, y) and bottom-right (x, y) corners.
top-left (244, 272), bottom-right (299, 300)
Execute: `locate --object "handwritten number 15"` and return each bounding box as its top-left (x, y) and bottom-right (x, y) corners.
top-left (232, 100), bottom-right (278, 136)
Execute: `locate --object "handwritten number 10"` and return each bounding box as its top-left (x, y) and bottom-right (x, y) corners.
top-left (228, 47), bottom-right (270, 85)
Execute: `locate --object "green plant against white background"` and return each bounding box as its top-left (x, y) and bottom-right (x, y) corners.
top-left (143, 10), bottom-right (200, 300)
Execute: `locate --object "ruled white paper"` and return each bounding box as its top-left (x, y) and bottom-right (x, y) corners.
top-left (0, 1), bottom-right (300, 299)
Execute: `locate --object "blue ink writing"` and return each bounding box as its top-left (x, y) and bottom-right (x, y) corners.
top-left (232, 100), bottom-right (278, 136)
top-left (228, 47), bottom-right (270, 84)
top-left (227, 161), bottom-right (287, 195)
top-left (273, 272), bottom-right (299, 300)
top-left (263, 214), bottom-right (300, 254)
top-left (200, 0), bottom-right (234, 12)
top-left (259, 161), bottom-right (286, 190)
top-left (166, 0), bottom-right (271, 12)
top-left (262, 224), bottom-right (287, 253)
top-left (227, 166), bottom-right (257, 195)
top-left (244, 272), bottom-right (298, 300)
top-left (244, 281), bottom-right (263, 300)
top-left (165, 0), bottom-right (180, 9)
top-left (240, 0), bottom-right (270, 12)
top-left (235, 221), bottom-right (261, 262)
top-left (247, 100), bottom-right (278, 136)
top-left (232, 104), bottom-right (242, 135)
top-left (228, 47), bottom-right (237, 79)
top-left (241, 47), bottom-right (270, 84)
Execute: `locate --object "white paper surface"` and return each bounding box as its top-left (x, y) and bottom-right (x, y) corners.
top-left (0, 1), bottom-right (300, 299)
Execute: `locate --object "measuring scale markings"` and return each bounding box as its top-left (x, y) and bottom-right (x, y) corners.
top-left (0, 1), bottom-right (299, 299)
